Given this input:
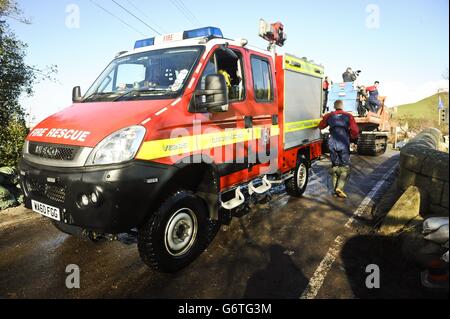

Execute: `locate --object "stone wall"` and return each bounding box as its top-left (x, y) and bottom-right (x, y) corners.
top-left (398, 128), bottom-right (449, 216)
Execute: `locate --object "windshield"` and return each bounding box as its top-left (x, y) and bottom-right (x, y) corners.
top-left (83, 46), bottom-right (203, 102)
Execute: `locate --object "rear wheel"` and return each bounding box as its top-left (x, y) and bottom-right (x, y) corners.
top-left (285, 156), bottom-right (309, 197)
top-left (137, 190), bottom-right (210, 273)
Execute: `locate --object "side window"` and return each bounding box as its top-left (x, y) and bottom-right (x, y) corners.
top-left (97, 69), bottom-right (115, 93)
top-left (251, 57), bottom-right (273, 102)
top-left (199, 56), bottom-right (217, 90)
top-left (198, 49), bottom-right (245, 102)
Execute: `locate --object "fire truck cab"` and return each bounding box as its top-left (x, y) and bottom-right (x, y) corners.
top-left (19, 25), bottom-right (324, 272)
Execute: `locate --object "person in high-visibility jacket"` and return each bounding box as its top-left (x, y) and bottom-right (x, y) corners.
top-left (319, 100), bottom-right (360, 198)
top-left (218, 70), bottom-right (232, 95)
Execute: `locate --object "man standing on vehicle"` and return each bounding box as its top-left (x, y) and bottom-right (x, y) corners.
top-left (366, 81), bottom-right (381, 113)
top-left (342, 67), bottom-right (357, 83)
top-left (319, 100), bottom-right (360, 198)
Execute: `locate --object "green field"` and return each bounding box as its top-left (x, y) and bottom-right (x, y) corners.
top-left (396, 92), bottom-right (449, 120)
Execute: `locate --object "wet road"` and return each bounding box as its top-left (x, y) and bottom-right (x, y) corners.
top-left (0, 151), bottom-right (400, 299)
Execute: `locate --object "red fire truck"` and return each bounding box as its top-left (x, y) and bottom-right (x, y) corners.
top-left (19, 22), bottom-right (324, 272)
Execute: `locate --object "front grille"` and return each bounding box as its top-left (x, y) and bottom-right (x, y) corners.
top-left (26, 178), bottom-right (66, 204)
top-left (28, 142), bottom-right (79, 161)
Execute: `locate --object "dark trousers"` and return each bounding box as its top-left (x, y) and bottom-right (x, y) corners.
top-left (330, 148), bottom-right (351, 167)
top-left (368, 97), bottom-right (381, 113)
top-left (329, 145), bottom-right (351, 191)
top-left (329, 137), bottom-right (351, 167)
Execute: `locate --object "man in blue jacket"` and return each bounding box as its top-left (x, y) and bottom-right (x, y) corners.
top-left (319, 100), bottom-right (360, 198)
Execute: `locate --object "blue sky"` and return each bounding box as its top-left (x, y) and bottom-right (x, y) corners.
top-left (7, 0), bottom-right (450, 124)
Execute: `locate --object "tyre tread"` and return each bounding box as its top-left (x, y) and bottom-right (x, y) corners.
top-left (137, 190), bottom-right (212, 272)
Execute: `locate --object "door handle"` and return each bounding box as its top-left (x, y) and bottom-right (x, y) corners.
top-left (244, 116), bottom-right (253, 129)
top-left (272, 115), bottom-right (279, 125)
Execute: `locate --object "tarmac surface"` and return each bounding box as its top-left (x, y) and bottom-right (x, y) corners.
top-left (1, 149), bottom-right (443, 299)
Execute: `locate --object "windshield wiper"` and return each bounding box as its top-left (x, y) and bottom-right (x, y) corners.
top-left (83, 92), bottom-right (116, 102)
top-left (113, 88), bottom-right (173, 101)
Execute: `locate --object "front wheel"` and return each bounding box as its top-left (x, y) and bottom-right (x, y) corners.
top-left (285, 156), bottom-right (309, 197)
top-left (137, 190), bottom-right (210, 273)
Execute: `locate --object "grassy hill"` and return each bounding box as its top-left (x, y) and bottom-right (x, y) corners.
top-left (396, 92), bottom-right (449, 120)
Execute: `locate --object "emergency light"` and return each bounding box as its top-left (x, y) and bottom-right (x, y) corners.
top-left (183, 27), bottom-right (223, 40)
top-left (134, 27), bottom-right (223, 49)
top-left (134, 37), bottom-right (155, 49)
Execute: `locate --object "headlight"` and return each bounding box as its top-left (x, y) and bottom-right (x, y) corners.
top-left (86, 126), bottom-right (146, 166)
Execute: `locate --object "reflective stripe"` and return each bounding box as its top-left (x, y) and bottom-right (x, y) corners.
top-left (284, 55), bottom-right (324, 78)
top-left (284, 119), bottom-right (321, 133)
top-left (198, 128), bottom-right (254, 150)
top-left (271, 125), bottom-right (280, 137)
top-left (136, 121), bottom-right (318, 161)
top-left (137, 135), bottom-right (196, 160)
top-left (136, 125), bottom-right (279, 161)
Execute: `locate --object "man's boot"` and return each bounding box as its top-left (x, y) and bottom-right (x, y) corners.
top-left (329, 166), bottom-right (339, 193)
top-left (335, 166), bottom-right (350, 198)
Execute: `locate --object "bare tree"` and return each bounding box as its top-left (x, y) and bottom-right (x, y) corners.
top-left (0, 0), bottom-right (31, 24)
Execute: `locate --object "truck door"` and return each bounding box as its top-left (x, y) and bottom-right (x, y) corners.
top-left (246, 54), bottom-right (278, 178)
top-left (194, 46), bottom-right (250, 184)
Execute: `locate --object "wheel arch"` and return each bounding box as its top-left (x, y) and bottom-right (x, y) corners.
top-left (148, 155), bottom-right (221, 222)
top-left (297, 146), bottom-right (311, 166)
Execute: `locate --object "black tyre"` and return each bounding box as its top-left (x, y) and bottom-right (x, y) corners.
top-left (285, 156), bottom-right (309, 197)
top-left (137, 190), bottom-right (210, 273)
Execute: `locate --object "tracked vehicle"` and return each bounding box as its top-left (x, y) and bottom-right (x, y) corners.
top-left (325, 82), bottom-right (390, 156)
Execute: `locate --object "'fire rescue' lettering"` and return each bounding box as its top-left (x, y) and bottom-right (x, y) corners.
top-left (30, 128), bottom-right (91, 142)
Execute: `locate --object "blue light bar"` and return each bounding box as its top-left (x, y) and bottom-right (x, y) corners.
top-left (183, 27), bottom-right (223, 40)
top-left (134, 37), bottom-right (155, 49)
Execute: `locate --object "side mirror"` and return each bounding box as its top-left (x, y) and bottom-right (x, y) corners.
top-left (195, 74), bottom-right (229, 113)
top-left (72, 86), bottom-right (82, 103)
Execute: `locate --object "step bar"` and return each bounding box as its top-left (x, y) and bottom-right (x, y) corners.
top-left (220, 173), bottom-right (294, 210)
top-left (221, 187), bottom-right (245, 210)
top-left (248, 175), bottom-right (272, 195)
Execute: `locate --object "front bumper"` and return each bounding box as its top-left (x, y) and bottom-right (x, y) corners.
top-left (19, 159), bottom-right (176, 234)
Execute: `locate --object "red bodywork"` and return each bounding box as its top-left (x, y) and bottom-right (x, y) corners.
top-left (27, 44), bottom-right (322, 193)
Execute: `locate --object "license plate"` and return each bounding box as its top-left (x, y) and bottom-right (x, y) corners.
top-left (31, 200), bottom-right (61, 221)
